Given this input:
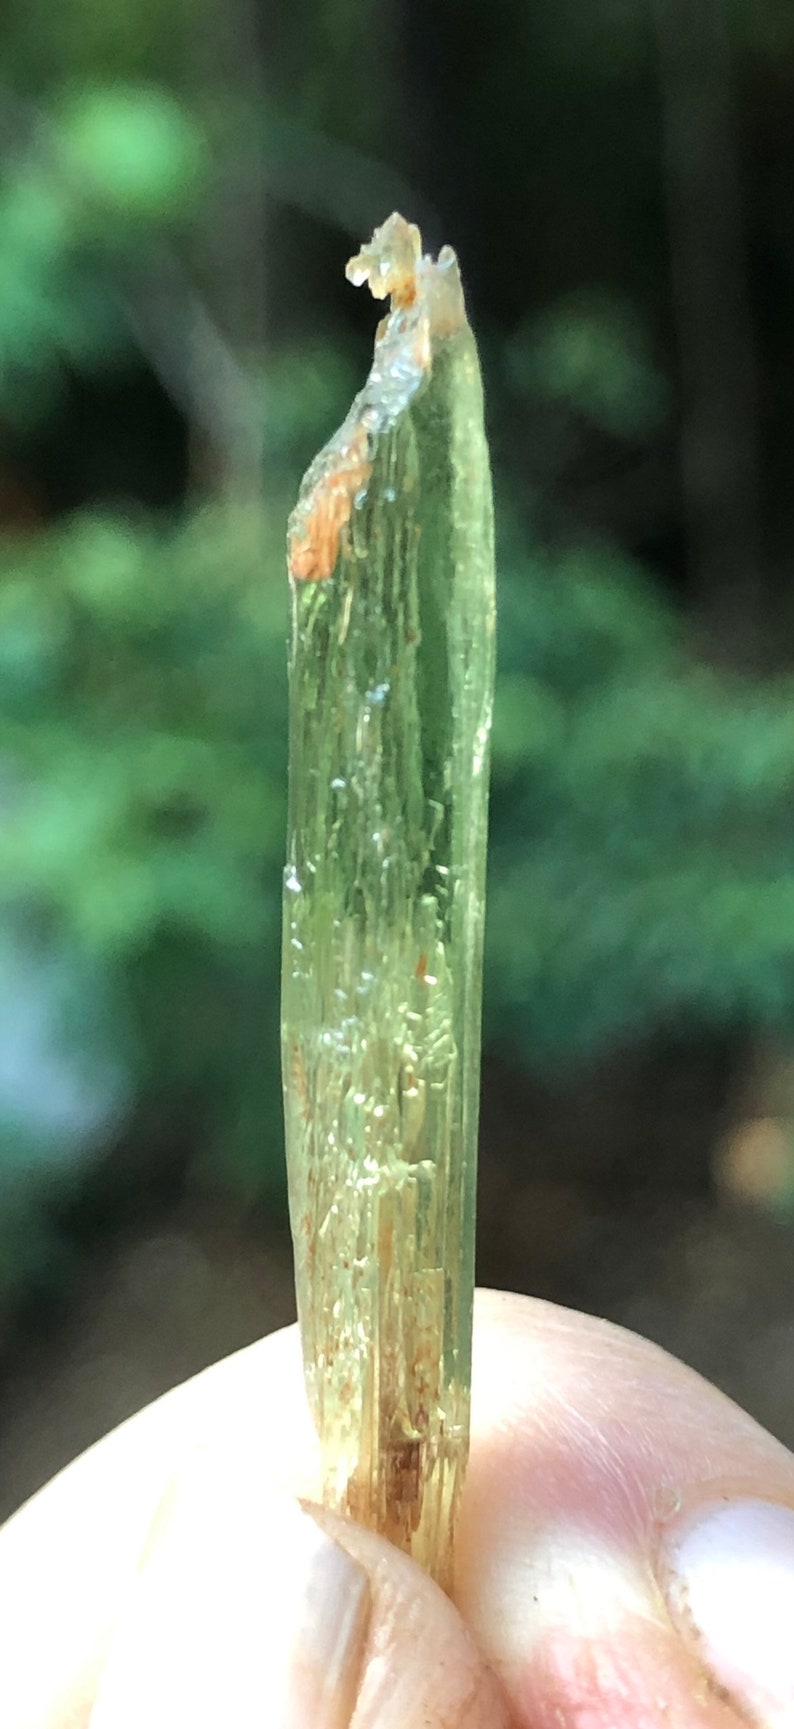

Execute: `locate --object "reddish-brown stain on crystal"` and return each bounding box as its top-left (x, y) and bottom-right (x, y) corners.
top-left (288, 424), bottom-right (371, 582)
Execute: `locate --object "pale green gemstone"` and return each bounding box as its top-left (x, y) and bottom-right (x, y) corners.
top-left (282, 214), bottom-right (495, 1590)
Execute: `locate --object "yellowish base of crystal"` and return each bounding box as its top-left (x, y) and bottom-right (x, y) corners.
top-left (288, 1048), bottom-right (471, 1592)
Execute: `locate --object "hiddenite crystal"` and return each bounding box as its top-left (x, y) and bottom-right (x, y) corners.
top-left (282, 213), bottom-right (495, 1591)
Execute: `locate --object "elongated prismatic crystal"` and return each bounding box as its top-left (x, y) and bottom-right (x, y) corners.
top-left (282, 213), bottom-right (495, 1591)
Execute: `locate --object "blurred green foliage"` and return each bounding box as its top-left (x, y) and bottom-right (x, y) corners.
top-left (0, 504), bottom-right (289, 1214)
top-left (60, 86), bottom-right (208, 222)
top-left (0, 83), bottom-right (206, 427)
top-left (490, 542), bottom-right (794, 1062)
top-left (506, 297), bottom-right (671, 442)
top-left (3, 0), bottom-right (794, 1292)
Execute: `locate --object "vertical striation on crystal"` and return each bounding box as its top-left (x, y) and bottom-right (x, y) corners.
top-left (282, 213), bottom-right (495, 1591)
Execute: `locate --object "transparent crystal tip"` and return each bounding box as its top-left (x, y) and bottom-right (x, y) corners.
top-left (345, 211), bottom-right (466, 334)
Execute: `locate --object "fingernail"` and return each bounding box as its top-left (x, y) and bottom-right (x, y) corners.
top-left (663, 1497), bottom-right (794, 1728)
top-left (90, 1471), bottom-right (371, 1729)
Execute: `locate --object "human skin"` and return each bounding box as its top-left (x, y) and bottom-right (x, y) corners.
top-left (2, 1289), bottom-right (794, 1728)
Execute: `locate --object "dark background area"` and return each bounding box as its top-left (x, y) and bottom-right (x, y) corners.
top-left (3, 0), bottom-right (794, 1518)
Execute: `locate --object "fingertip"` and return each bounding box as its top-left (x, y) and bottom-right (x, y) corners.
top-left (89, 1453), bottom-right (510, 1729)
top-left (317, 1508), bottom-right (512, 1729)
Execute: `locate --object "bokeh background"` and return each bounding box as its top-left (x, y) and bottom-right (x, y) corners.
top-left (3, 0), bottom-right (794, 1517)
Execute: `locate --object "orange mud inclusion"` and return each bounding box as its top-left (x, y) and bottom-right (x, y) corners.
top-left (288, 424), bottom-right (372, 583)
top-left (287, 213), bottom-right (431, 583)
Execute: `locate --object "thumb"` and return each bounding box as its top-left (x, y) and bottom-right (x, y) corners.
top-left (88, 1449), bottom-right (510, 1729)
top-left (457, 1291), bottom-right (794, 1729)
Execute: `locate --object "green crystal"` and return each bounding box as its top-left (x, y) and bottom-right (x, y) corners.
top-left (282, 213), bottom-right (495, 1590)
